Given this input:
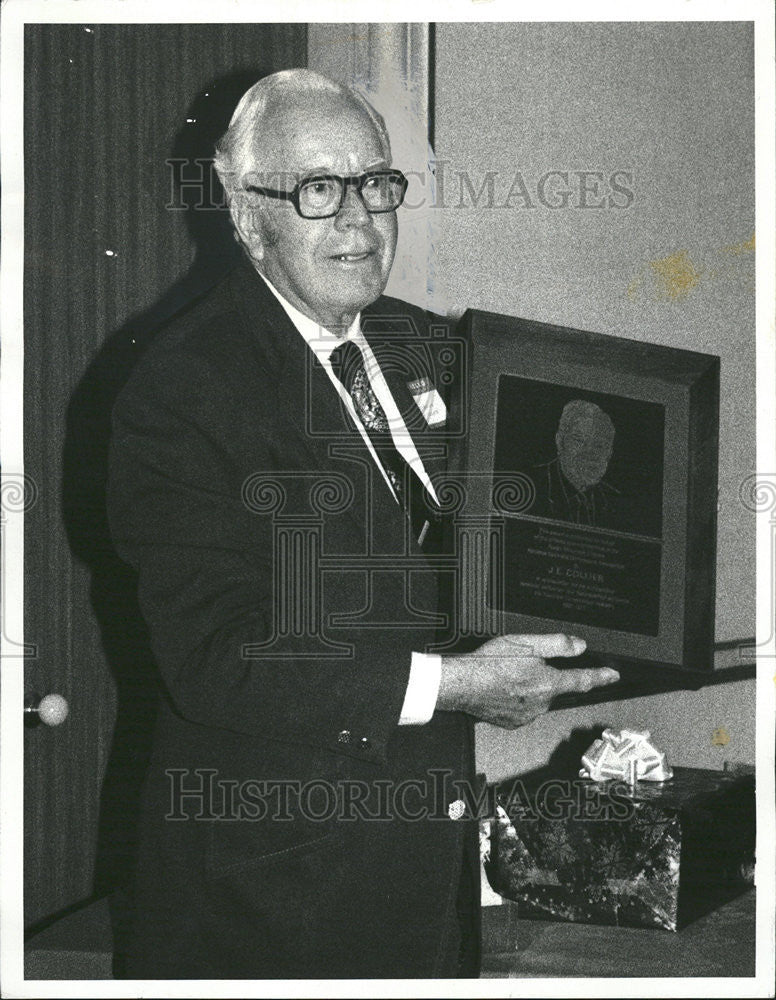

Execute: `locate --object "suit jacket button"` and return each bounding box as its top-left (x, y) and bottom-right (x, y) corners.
top-left (359, 736), bottom-right (371, 749)
top-left (337, 730), bottom-right (352, 745)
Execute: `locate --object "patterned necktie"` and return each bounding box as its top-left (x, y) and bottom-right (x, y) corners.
top-left (329, 338), bottom-right (441, 548)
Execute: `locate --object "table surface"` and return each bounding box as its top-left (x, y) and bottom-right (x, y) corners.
top-left (481, 890), bottom-right (756, 978)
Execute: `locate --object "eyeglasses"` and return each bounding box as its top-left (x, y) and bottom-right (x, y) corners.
top-left (245, 169), bottom-right (408, 220)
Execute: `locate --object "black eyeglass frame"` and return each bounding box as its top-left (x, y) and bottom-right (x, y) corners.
top-left (245, 169), bottom-right (409, 219)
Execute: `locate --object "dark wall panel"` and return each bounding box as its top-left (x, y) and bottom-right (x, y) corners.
top-left (24, 22), bottom-right (307, 928)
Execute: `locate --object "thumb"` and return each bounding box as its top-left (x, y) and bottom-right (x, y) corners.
top-left (551, 665), bottom-right (621, 695)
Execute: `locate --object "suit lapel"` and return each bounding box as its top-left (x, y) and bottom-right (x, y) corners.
top-left (226, 267), bottom-right (454, 540)
top-left (361, 304), bottom-right (453, 495)
top-left (227, 263), bottom-right (372, 533)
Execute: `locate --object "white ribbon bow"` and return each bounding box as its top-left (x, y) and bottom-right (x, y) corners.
top-left (579, 728), bottom-right (673, 783)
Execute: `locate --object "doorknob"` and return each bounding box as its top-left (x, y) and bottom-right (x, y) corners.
top-left (24, 692), bottom-right (69, 727)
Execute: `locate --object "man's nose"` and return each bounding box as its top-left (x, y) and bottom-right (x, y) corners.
top-left (334, 184), bottom-right (372, 229)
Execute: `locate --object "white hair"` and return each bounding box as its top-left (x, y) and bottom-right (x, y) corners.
top-left (558, 399), bottom-right (615, 440)
top-left (213, 68), bottom-right (391, 204)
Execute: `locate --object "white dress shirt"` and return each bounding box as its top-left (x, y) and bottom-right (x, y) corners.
top-left (260, 274), bottom-right (442, 725)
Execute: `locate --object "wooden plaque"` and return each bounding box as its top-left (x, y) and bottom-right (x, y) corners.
top-left (458, 308), bottom-right (719, 674)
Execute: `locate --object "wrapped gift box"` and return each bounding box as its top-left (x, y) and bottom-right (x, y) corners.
top-left (485, 766), bottom-right (755, 931)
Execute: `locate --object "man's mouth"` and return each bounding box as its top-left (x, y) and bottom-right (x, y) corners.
top-left (331, 251), bottom-right (375, 263)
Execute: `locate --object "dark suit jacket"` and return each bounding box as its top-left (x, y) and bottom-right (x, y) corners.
top-left (107, 261), bottom-right (478, 978)
top-left (530, 458), bottom-right (624, 530)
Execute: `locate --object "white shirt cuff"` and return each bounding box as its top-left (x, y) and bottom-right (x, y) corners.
top-left (398, 652), bottom-right (442, 725)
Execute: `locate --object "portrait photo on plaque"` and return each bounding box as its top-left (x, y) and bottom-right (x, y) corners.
top-left (493, 376), bottom-right (665, 538)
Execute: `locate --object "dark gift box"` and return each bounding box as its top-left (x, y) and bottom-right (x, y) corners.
top-left (485, 766), bottom-right (755, 931)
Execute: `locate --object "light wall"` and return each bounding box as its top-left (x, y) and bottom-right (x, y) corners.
top-left (433, 21), bottom-right (756, 777)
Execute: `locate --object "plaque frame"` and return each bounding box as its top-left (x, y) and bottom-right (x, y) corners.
top-left (457, 308), bottom-right (720, 679)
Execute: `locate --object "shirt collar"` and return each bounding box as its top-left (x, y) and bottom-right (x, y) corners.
top-left (258, 271), bottom-right (361, 363)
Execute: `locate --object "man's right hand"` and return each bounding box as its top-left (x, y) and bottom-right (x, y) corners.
top-left (436, 634), bottom-right (619, 729)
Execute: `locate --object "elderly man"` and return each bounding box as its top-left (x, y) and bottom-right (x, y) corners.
top-left (532, 399), bottom-right (620, 528)
top-left (108, 69), bottom-right (618, 979)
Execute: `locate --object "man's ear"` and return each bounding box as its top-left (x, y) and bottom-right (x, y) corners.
top-left (555, 431), bottom-right (563, 453)
top-left (231, 191), bottom-right (266, 262)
